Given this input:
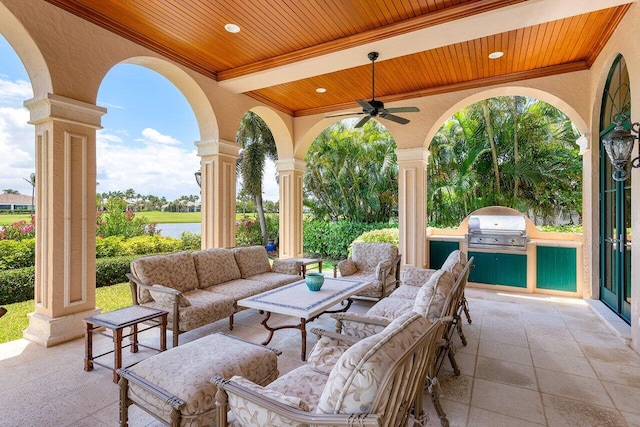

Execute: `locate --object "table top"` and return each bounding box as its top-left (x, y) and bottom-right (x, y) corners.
top-left (84, 305), bottom-right (167, 329)
top-left (289, 257), bottom-right (322, 265)
top-left (238, 277), bottom-right (370, 319)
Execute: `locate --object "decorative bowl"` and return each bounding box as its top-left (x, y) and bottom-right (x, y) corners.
top-left (305, 272), bottom-right (325, 291)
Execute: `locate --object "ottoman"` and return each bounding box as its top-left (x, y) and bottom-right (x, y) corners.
top-left (118, 333), bottom-right (279, 427)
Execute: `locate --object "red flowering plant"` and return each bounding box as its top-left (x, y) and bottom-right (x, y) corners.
top-left (96, 198), bottom-right (159, 239)
top-left (0, 215), bottom-right (36, 241)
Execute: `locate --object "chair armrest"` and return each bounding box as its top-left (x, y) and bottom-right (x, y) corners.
top-left (332, 312), bottom-right (391, 338)
top-left (310, 327), bottom-right (360, 345)
top-left (212, 376), bottom-right (382, 427)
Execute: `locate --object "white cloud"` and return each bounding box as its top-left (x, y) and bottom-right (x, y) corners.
top-left (138, 127), bottom-right (180, 145)
top-left (97, 128), bottom-right (200, 199)
top-left (0, 78), bottom-right (32, 106)
top-left (0, 106), bottom-right (35, 194)
top-left (263, 160), bottom-right (279, 202)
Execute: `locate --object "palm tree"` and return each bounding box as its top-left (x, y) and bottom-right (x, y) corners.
top-left (236, 111), bottom-right (278, 246)
top-left (23, 173), bottom-right (36, 214)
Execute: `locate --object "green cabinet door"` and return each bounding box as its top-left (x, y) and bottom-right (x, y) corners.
top-left (469, 251), bottom-right (527, 288)
top-left (429, 241), bottom-right (460, 269)
top-left (537, 246), bottom-right (577, 292)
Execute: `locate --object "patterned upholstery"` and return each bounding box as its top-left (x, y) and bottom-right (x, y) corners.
top-left (271, 259), bottom-right (301, 275)
top-left (265, 365), bottom-right (330, 412)
top-left (338, 242), bottom-right (400, 299)
top-left (366, 297), bottom-right (414, 318)
top-left (204, 278), bottom-right (274, 301)
top-left (230, 376), bottom-right (310, 412)
top-left (144, 289), bottom-right (235, 332)
top-left (245, 272), bottom-right (300, 289)
top-left (192, 248), bottom-right (241, 287)
top-left (149, 285), bottom-right (191, 307)
top-left (131, 251), bottom-right (199, 303)
top-left (441, 250), bottom-right (467, 278)
top-left (122, 333), bottom-right (278, 426)
top-left (401, 267), bottom-right (437, 287)
top-left (389, 284), bottom-right (420, 300)
top-left (317, 311), bottom-right (429, 414)
top-left (233, 246), bottom-right (272, 278)
top-left (413, 269), bottom-right (456, 322)
top-left (306, 335), bottom-right (355, 375)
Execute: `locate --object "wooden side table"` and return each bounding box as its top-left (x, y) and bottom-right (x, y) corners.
top-left (84, 305), bottom-right (168, 383)
top-left (291, 257), bottom-right (323, 277)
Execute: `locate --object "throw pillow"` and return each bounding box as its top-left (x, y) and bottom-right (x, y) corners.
top-left (413, 270), bottom-right (455, 321)
top-left (149, 284), bottom-right (191, 307)
top-left (338, 259), bottom-right (358, 276)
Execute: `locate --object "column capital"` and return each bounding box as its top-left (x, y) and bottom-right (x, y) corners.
top-left (195, 139), bottom-right (241, 157)
top-left (276, 158), bottom-right (306, 172)
top-left (396, 147), bottom-right (430, 162)
top-left (24, 93), bottom-right (106, 129)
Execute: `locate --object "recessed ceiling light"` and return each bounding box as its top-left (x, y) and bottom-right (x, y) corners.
top-left (224, 23), bottom-right (241, 33)
top-left (316, 87), bottom-right (327, 93)
top-left (488, 51), bottom-right (504, 59)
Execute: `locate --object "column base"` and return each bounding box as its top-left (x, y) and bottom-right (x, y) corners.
top-left (23, 308), bottom-right (102, 347)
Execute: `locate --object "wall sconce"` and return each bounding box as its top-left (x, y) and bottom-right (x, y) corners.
top-left (602, 115), bottom-right (640, 181)
top-left (194, 170), bottom-right (202, 188)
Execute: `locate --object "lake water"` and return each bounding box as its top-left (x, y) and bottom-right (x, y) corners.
top-left (157, 223), bottom-right (201, 238)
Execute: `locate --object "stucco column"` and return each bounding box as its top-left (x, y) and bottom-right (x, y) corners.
top-left (396, 148), bottom-right (429, 269)
top-left (23, 94), bottom-right (105, 347)
top-left (195, 139), bottom-right (240, 249)
top-left (276, 159), bottom-right (305, 259)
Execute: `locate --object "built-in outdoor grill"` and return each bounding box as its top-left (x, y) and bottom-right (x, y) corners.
top-left (466, 215), bottom-right (529, 251)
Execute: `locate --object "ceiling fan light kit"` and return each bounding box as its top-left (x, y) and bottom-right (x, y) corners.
top-left (327, 51), bottom-right (420, 127)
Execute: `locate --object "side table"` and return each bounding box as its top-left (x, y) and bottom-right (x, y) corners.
top-left (291, 257), bottom-right (323, 277)
top-left (84, 305), bottom-right (168, 383)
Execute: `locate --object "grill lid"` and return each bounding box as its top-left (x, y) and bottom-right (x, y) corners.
top-left (468, 215), bottom-right (526, 235)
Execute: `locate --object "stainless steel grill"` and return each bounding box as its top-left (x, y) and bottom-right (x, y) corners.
top-left (466, 215), bottom-right (528, 251)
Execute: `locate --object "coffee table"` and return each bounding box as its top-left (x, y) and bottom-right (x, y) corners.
top-left (238, 277), bottom-right (371, 360)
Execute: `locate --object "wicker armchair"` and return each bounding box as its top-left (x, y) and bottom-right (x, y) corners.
top-left (213, 311), bottom-right (448, 427)
top-left (333, 242), bottom-right (401, 300)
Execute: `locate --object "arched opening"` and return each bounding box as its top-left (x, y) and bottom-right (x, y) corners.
top-left (599, 54), bottom-right (631, 323)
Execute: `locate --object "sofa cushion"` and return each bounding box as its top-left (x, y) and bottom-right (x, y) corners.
top-left (266, 365), bottom-right (330, 413)
top-left (245, 272), bottom-right (300, 289)
top-left (271, 259), bottom-right (301, 276)
top-left (441, 250), bottom-right (466, 272)
top-left (307, 336), bottom-right (353, 375)
top-left (366, 297), bottom-right (413, 319)
top-left (131, 252), bottom-right (199, 302)
top-left (316, 311), bottom-right (429, 414)
top-left (389, 284), bottom-right (421, 300)
top-left (149, 285), bottom-right (191, 307)
top-left (233, 246), bottom-right (272, 278)
top-left (205, 278), bottom-right (274, 301)
top-left (413, 269), bottom-right (456, 321)
top-left (401, 268), bottom-right (437, 287)
top-left (144, 289), bottom-right (235, 332)
top-left (193, 248), bottom-right (241, 288)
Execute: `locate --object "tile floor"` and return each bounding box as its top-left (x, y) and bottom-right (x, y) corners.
top-left (0, 287), bottom-right (639, 426)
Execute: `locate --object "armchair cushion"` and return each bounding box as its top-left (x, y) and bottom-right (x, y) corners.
top-left (338, 259), bottom-right (358, 276)
top-left (233, 246), bottom-right (272, 278)
top-left (366, 297), bottom-right (413, 319)
top-left (192, 248), bottom-right (241, 287)
top-left (414, 269), bottom-right (456, 321)
top-left (389, 284), bottom-right (420, 300)
top-left (441, 250), bottom-right (466, 272)
top-left (375, 258), bottom-right (395, 279)
top-left (130, 251), bottom-right (199, 303)
top-left (265, 365), bottom-right (330, 413)
top-left (230, 376), bottom-right (310, 412)
top-left (351, 242), bottom-right (398, 273)
top-left (149, 285), bottom-right (191, 307)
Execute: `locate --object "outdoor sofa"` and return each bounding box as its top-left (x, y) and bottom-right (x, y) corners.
top-left (127, 245), bottom-right (301, 347)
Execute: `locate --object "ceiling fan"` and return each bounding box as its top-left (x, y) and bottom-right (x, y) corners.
top-left (327, 51), bottom-right (420, 128)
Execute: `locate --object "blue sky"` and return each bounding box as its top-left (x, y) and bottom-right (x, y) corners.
top-left (0, 35), bottom-right (279, 202)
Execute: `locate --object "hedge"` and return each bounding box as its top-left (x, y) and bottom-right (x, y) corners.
top-left (0, 254), bottom-right (139, 305)
top-left (303, 220), bottom-right (397, 259)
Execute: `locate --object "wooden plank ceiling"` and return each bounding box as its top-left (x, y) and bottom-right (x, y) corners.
top-left (45, 0), bottom-right (631, 117)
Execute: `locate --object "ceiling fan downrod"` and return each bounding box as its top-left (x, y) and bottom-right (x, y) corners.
top-left (368, 51), bottom-right (379, 101)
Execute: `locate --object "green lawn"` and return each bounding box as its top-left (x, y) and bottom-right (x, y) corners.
top-left (0, 214), bottom-right (32, 226)
top-left (0, 282), bottom-right (132, 344)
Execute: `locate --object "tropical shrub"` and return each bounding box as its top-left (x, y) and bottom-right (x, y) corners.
top-left (0, 266), bottom-right (35, 305)
top-left (96, 197), bottom-right (158, 238)
top-left (303, 220), bottom-right (394, 259)
top-left (236, 215), bottom-right (278, 247)
top-left (179, 232), bottom-right (202, 251)
top-left (0, 239), bottom-right (36, 270)
top-left (95, 255), bottom-right (138, 289)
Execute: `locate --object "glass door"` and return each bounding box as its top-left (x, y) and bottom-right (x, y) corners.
top-left (599, 55), bottom-right (631, 323)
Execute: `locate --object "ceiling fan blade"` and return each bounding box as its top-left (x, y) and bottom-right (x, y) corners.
top-left (326, 112), bottom-right (365, 118)
top-left (355, 115), bottom-right (371, 128)
top-left (382, 114), bottom-right (410, 125)
top-left (385, 106), bottom-right (420, 113)
top-left (356, 99), bottom-right (374, 110)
